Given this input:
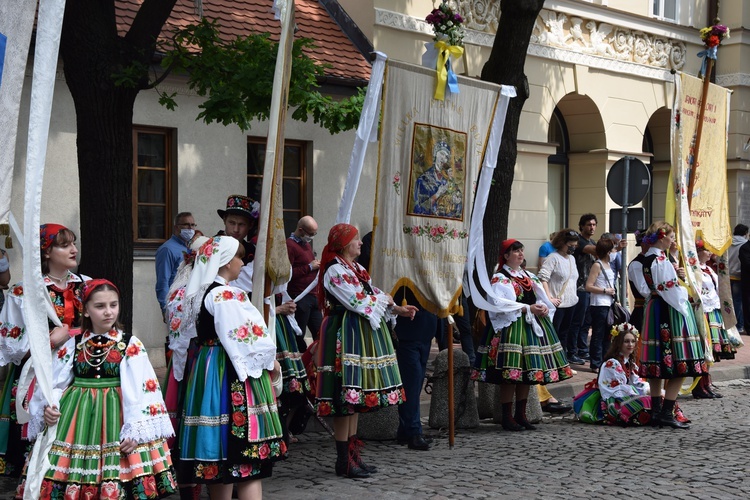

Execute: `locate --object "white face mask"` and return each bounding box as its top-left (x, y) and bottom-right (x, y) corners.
top-left (180, 228), bottom-right (196, 241)
top-left (302, 235), bottom-right (314, 243)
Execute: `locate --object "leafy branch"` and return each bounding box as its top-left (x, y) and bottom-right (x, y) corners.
top-left (153, 19), bottom-right (364, 134)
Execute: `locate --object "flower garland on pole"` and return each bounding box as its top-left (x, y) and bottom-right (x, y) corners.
top-left (687, 20), bottom-right (730, 206)
top-left (425, 2), bottom-right (465, 100)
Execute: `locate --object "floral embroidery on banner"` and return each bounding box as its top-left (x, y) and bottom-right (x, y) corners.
top-left (393, 172), bottom-right (401, 195)
top-left (402, 223), bottom-right (468, 243)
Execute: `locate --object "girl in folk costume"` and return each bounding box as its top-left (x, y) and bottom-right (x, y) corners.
top-left (0, 224), bottom-right (88, 478)
top-left (691, 239), bottom-right (735, 399)
top-left (638, 222), bottom-right (706, 429)
top-left (315, 223), bottom-right (417, 478)
top-left (179, 236), bottom-right (285, 500)
top-left (16, 280), bottom-right (177, 499)
top-left (596, 324), bottom-right (652, 426)
top-left (473, 239), bottom-right (573, 431)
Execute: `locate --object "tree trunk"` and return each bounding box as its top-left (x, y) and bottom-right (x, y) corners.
top-left (59, 0), bottom-right (177, 330)
top-left (479, 0), bottom-right (544, 274)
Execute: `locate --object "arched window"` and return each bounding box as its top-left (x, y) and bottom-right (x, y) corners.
top-left (547, 107), bottom-right (569, 233)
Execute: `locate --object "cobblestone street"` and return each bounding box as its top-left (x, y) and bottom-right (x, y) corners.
top-left (259, 379), bottom-right (750, 500)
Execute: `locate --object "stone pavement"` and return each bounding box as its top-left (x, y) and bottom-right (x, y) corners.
top-left (262, 379), bottom-right (750, 499)
top-left (3, 338), bottom-right (749, 499)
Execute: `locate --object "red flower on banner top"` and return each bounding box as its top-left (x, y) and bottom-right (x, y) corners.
top-left (699, 24), bottom-right (729, 48)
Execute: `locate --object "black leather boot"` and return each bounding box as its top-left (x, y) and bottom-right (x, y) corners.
top-left (692, 374), bottom-right (714, 399)
top-left (349, 435), bottom-right (377, 473)
top-left (501, 402), bottom-right (524, 431)
top-left (655, 399), bottom-right (690, 429)
top-left (649, 396), bottom-right (662, 427)
top-left (514, 398), bottom-right (536, 430)
top-left (334, 439), bottom-right (370, 478)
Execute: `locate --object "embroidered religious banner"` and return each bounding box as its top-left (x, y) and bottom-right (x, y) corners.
top-left (678, 73), bottom-right (731, 254)
top-left (369, 59), bottom-right (504, 316)
top-left (669, 73), bottom-right (731, 345)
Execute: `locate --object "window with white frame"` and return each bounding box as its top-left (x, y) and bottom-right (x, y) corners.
top-left (652, 0), bottom-right (677, 21)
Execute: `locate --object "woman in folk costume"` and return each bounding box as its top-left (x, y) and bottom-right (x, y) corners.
top-left (179, 236), bottom-right (285, 500)
top-left (473, 239), bottom-right (573, 431)
top-left (163, 235), bottom-right (210, 500)
top-left (690, 239), bottom-right (735, 399)
top-left (0, 224), bottom-right (88, 478)
top-left (16, 279), bottom-right (177, 499)
top-left (315, 223), bottom-right (417, 478)
top-left (638, 222), bottom-right (706, 429)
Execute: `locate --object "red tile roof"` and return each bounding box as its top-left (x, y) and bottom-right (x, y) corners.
top-left (116, 0), bottom-right (371, 83)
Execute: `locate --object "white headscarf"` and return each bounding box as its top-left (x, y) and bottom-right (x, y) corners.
top-left (185, 236), bottom-right (240, 324)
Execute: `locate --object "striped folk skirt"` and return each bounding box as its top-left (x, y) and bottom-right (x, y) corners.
top-left (473, 315), bottom-right (573, 385)
top-left (705, 309), bottom-right (736, 361)
top-left (179, 343), bottom-right (286, 484)
top-left (315, 309), bottom-right (405, 417)
top-left (639, 296), bottom-right (707, 379)
top-left (275, 314), bottom-right (310, 395)
top-left (16, 377), bottom-right (176, 500)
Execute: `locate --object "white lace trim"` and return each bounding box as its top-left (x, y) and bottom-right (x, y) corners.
top-left (120, 416), bottom-right (174, 442)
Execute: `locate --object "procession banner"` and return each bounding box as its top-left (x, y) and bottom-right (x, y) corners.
top-left (669, 73), bottom-right (719, 357)
top-left (0, 0), bottom-right (37, 241)
top-left (679, 73), bottom-right (731, 253)
top-left (20, 0), bottom-right (68, 497)
top-left (252, 0), bottom-right (294, 317)
top-left (370, 59), bottom-right (503, 316)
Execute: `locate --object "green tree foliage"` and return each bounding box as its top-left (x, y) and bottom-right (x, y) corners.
top-left (156, 19), bottom-right (364, 134)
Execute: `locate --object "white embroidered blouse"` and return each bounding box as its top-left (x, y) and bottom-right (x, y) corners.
top-left (487, 266), bottom-right (556, 332)
top-left (644, 247), bottom-right (690, 319)
top-left (597, 357), bottom-right (649, 400)
top-left (27, 330), bottom-right (174, 444)
top-left (697, 264), bottom-right (721, 313)
top-left (322, 257), bottom-right (396, 330)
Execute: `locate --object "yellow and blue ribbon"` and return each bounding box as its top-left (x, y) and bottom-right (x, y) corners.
top-left (433, 41), bottom-right (464, 101)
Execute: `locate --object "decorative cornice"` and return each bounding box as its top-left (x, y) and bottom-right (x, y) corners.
top-left (715, 73), bottom-right (750, 88)
top-left (376, 6), bottom-right (689, 81)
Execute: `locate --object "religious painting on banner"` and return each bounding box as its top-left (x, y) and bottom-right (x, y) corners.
top-left (408, 127), bottom-right (466, 220)
top-left (370, 59), bottom-right (502, 317)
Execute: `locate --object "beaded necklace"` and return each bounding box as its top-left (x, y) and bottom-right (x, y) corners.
top-left (81, 330), bottom-right (119, 368)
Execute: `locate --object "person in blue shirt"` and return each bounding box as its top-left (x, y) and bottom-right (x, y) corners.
top-left (155, 212), bottom-right (198, 316)
top-left (537, 232), bottom-right (557, 269)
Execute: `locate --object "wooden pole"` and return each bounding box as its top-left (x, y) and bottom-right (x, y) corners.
top-left (447, 317), bottom-right (455, 448)
top-left (686, 58), bottom-right (714, 208)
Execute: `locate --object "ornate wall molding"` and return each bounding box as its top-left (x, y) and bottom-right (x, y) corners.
top-left (716, 73), bottom-right (750, 88)
top-left (375, 6), bottom-right (687, 80)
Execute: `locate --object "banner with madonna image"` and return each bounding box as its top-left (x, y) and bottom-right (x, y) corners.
top-left (369, 59), bottom-right (507, 317)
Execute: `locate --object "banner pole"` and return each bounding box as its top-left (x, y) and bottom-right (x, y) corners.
top-left (686, 58), bottom-right (714, 208)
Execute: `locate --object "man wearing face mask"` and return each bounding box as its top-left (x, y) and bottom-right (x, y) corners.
top-left (155, 212), bottom-right (198, 317)
top-left (287, 215), bottom-right (322, 351)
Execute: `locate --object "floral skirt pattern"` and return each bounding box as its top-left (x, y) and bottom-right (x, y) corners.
top-left (705, 309), bottom-right (736, 361)
top-left (639, 296), bottom-right (707, 379)
top-left (0, 363), bottom-right (26, 477)
top-left (179, 343), bottom-right (286, 484)
top-left (472, 315), bottom-right (573, 385)
top-left (275, 314), bottom-right (310, 395)
top-left (15, 377), bottom-right (176, 500)
top-left (315, 309), bottom-right (405, 417)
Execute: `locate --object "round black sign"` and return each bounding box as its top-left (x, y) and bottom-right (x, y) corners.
top-left (606, 157), bottom-right (651, 207)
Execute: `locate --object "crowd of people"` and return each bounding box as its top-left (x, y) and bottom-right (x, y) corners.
top-left (0, 198), bottom-right (748, 498)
